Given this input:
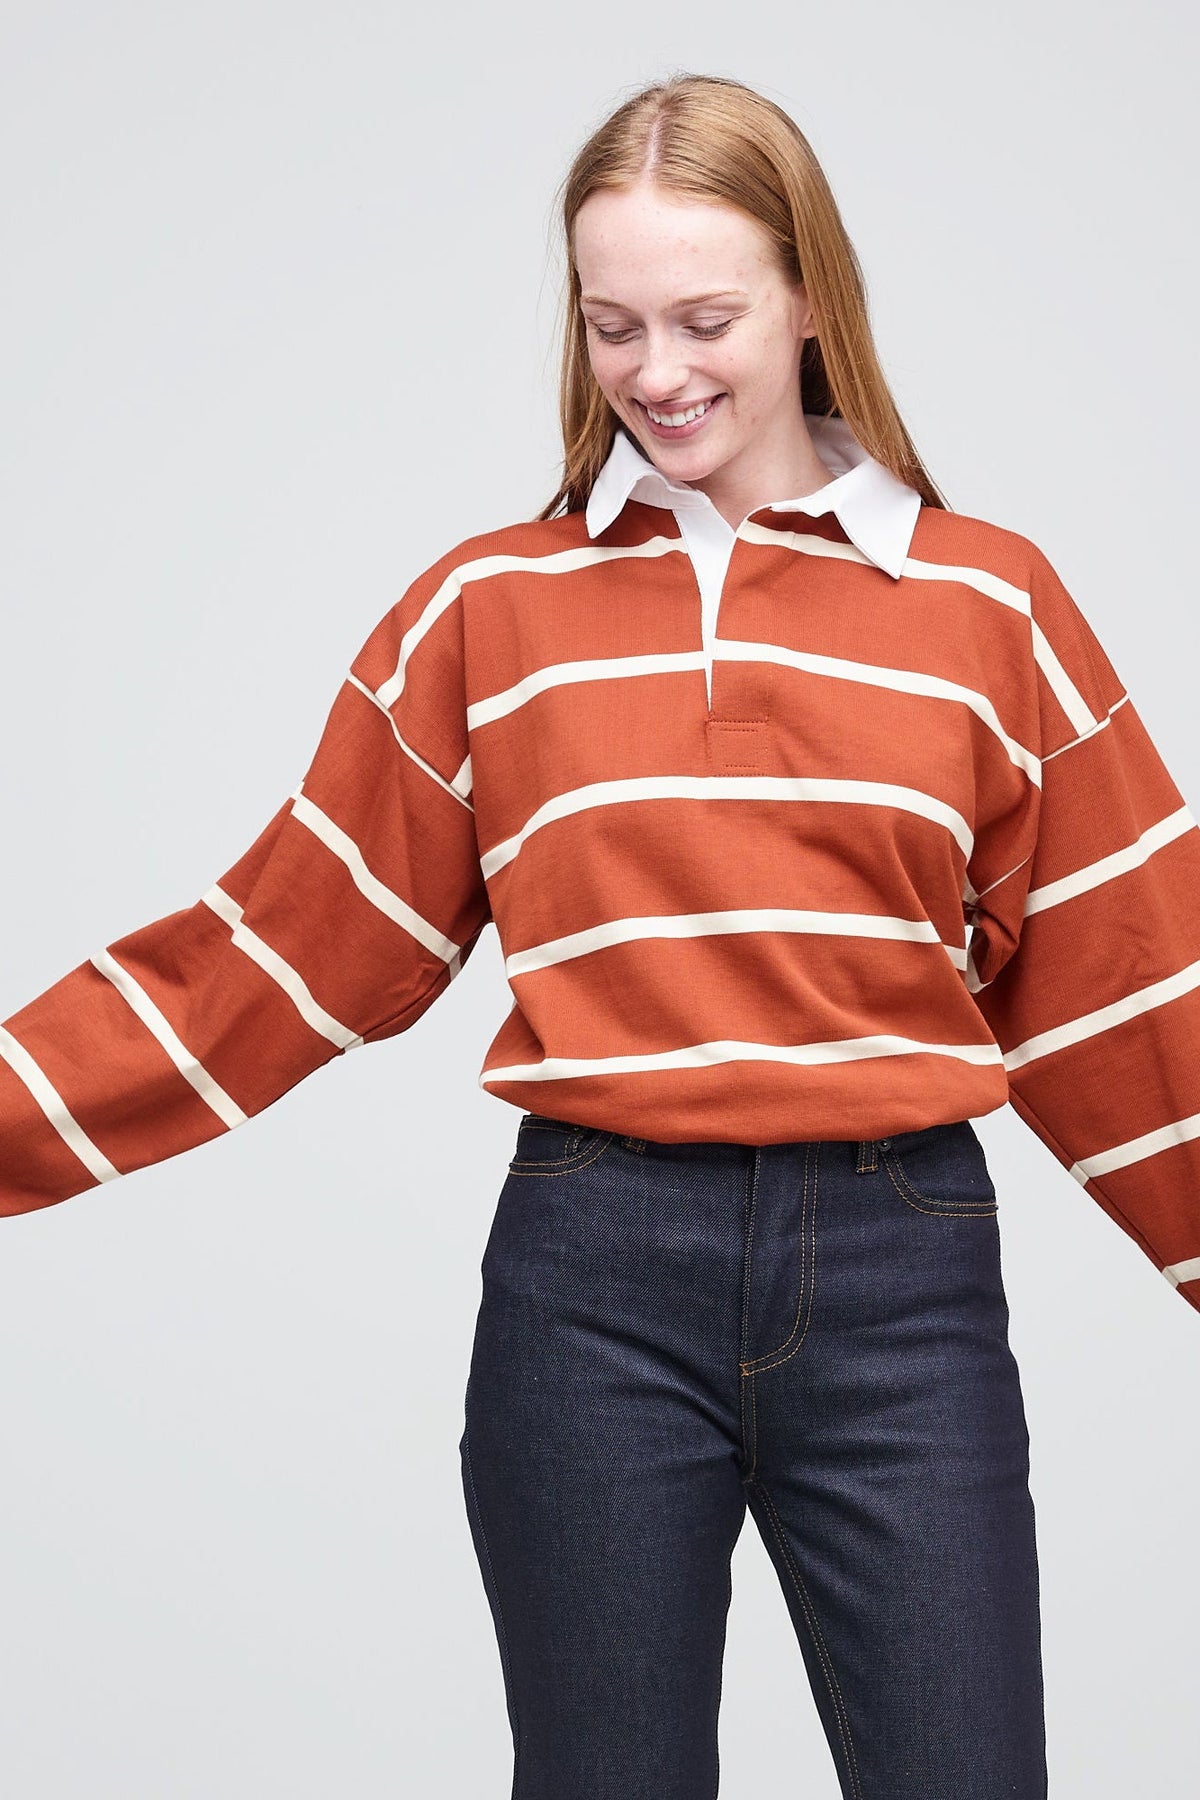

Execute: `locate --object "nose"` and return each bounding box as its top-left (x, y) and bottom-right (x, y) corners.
top-left (636, 331), bottom-right (691, 405)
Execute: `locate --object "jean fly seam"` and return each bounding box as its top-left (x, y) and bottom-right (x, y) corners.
top-left (749, 1474), bottom-right (865, 1800)
top-left (741, 1140), bottom-right (818, 1374)
top-left (462, 1428), bottom-right (521, 1790)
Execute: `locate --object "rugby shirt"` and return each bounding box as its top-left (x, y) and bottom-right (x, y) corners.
top-left (2, 416), bottom-right (1200, 1316)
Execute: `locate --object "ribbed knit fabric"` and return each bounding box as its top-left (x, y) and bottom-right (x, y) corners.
top-left (2, 478), bottom-right (1199, 1312)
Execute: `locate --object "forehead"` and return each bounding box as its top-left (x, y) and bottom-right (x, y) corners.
top-left (574, 184), bottom-right (778, 300)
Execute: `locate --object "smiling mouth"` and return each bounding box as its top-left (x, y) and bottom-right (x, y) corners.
top-left (634, 394), bottom-right (726, 431)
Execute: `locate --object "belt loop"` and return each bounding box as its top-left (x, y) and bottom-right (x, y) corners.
top-left (855, 1138), bottom-right (878, 1174)
top-left (621, 1134), bottom-right (647, 1153)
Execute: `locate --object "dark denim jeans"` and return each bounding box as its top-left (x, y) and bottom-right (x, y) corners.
top-left (459, 1114), bottom-right (1047, 1800)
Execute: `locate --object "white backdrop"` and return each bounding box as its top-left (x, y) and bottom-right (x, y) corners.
top-left (1, 3), bottom-right (1197, 1794)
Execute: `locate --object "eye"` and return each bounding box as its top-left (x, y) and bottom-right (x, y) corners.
top-left (587, 319), bottom-right (734, 343)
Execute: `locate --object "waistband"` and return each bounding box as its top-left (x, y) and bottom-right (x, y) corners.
top-left (518, 1111), bottom-right (959, 1171)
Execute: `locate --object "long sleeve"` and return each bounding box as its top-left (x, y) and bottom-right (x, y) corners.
top-left (966, 541), bottom-right (1200, 1312)
top-left (0, 555), bottom-right (491, 1215)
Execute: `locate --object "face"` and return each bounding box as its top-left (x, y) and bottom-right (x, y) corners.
top-left (572, 178), bottom-right (817, 503)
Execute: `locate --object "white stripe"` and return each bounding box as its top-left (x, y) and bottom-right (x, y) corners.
top-left (893, 557), bottom-right (1032, 612)
top-left (202, 883), bottom-right (249, 932)
top-left (375, 536), bottom-right (684, 710)
top-left (1003, 956), bottom-right (1200, 1072)
top-left (743, 518), bottom-right (1099, 737)
top-left (480, 774), bottom-right (973, 880)
top-left (1024, 805), bottom-right (1196, 917)
top-left (1030, 616), bottom-right (1095, 735)
top-left (717, 638), bottom-right (1040, 784)
top-left (289, 791), bottom-right (462, 962)
top-left (1164, 1255), bottom-right (1200, 1288)
top-left (0, 1022), bottom-right (121, 1183)
top-left (738, 520), bottom-right (1034, 612)
top-left (969, 799), bottom-right (1187, 992)
top-left (92, 948), bottom-right (248, 1129)
top-left (345, 673), bottom-right (473, 809)
top-left (468, 649), bottom-right (707, 732)
top-left (201, 886), bottom-right (364, 1050)
top-left (973, 853), bottom-right (1034, 908)
top-left (1041, 694), bottom-right (1129, 765)
top-left (1068, 1108), bottom-right (1200, 1183)
top-left (470, 639), bottom-right (1039, 786)
top-left (480, 1031), bottom-right (1004, 1087)
top-left (505, 907), bottom-right (967, 978)
top-left (736, 519), bottom-right (878, 569)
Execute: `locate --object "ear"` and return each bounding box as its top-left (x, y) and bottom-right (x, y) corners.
top-left (792, 280), bottom-right (818, 342)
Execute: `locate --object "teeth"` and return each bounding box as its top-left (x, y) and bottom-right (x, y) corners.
top-left (646, 399), bottom-right (712, 427)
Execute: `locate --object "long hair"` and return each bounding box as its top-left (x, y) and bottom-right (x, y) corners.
top-left (536, 73), bottom-right (948, 521)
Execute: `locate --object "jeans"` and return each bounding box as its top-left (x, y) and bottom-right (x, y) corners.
top-left (458, 1114), bottom-right (1047, 1800)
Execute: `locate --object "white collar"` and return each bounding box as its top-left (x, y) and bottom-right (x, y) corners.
top-left (584, 413), bottom-right (922, 580)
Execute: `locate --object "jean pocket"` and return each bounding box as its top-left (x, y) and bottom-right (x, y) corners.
top-left (507, 1112), bottom-right (614, 1176)
top-left (876, 1120), bottom-right (998, 1217)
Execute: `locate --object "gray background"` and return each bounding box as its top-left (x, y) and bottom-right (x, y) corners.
top-left (2, 2), bottom-right (1197, 1794)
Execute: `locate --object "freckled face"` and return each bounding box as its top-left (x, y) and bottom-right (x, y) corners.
top-left (573, 180), bottom-right (816, 493)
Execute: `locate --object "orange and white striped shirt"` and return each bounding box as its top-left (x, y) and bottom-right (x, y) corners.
top-left (3, 417), bottom-right (1199, 1314)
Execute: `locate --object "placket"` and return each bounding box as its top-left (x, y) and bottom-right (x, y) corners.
top-left (672, 500), bottom-right (737, 713)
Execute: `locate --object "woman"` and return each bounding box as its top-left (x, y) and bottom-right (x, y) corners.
top-left (2, 70), bottom-right (1197, 1798)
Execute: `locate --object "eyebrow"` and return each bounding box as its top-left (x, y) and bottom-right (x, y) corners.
top-left (579, 289), bottom-right (750, 308)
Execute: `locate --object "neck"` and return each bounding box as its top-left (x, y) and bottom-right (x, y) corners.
top-left (685, 412), bottom-right (835, 531)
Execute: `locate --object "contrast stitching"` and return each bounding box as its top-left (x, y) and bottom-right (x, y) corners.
top-left (749, 1475), bottom-right (864, 1800)
top-left (880, 1146), bottom-right (997, 1216)
top-left (738, 1149), bottom-right (761, 1479)
top-left (507, 1135), bottom-right (615, 1178)
top-left (742, 1369), bottom-right (760, 1485)
top-left (462, 1430), bottom-right (521, 1784)
top-left (741, 1140), bottom-right (819, 1373)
